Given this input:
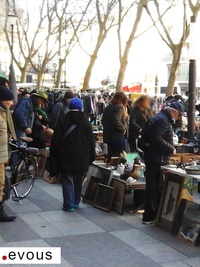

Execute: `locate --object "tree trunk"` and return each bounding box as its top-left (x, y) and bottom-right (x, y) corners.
top-left (20, 60), bottom-right (29, 83)
top-left (166, 45), bottom-right (182, 96)
top-left (116, 0), bottom-right (144, 92)
top-left (37, 71), bottom-right (43, 89)
top-left (20, 68), bottom-right (27, 83)
top-left (55, 58), bottom-right (64, 88)
top-left (82, 53), bottom-right (97, 91)
top-left (116, 49), bottom-right (129, 92)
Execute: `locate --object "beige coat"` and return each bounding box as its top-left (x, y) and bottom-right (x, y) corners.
top-left (0, 104), bottom-right (16, 164)
top-left (0, 106), bottom-right (9, 163)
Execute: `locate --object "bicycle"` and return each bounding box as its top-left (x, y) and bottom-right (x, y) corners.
top-left (3, 137), bottom-right (39, 204)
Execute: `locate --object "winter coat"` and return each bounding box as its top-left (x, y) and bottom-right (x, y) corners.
top-left (49, 101), bottom-right (69, 130)
top-left (0, 103), bottom-right (16, 163)
top-left (0, 105), bottom-right (8, 163)
top-left (12, 96), bottom-right (43, 135)
top-left (143, 109), bottom-right (175, 165)
top-left (50, 110), bottom-right (95, 173)
top-left (129, 106), bottom-right (152, 142)
top-left (102, 103), bottom-right (128, 144)
top-left (12, 97), bottom-right (34, 131)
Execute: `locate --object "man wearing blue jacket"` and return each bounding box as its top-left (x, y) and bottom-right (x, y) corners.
top-left (12, 92), bottom-right (46, 144)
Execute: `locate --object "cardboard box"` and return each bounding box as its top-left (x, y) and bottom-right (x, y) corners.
top-left (177, 153), bottom-right (200, 163)
top-left (37, 149), bottom-right (50, 177)
top-left (168, 156), bottom-right (182, 164)
top-left (169, 153), bottom-right (200, 164)
top-left (42, 170), bottom-right (60, 184)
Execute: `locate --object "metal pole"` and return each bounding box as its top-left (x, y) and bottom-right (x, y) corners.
top-left (54, 68), bottom-right (56, 85)
top-left (187, 59), bottom-right (196, 139)
top-left (187, 16), bottom-right (196, 140)
top-left (64, 59), bottom-right (67, 88)
top-left (9, 24), bottom-right (18, 106)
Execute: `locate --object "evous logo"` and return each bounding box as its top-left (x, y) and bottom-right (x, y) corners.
top-left (0, 247), bottom-right (61, 264)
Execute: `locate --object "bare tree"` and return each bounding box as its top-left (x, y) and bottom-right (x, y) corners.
top-left (81, 0), bottom-right (118, 91)
top-left (5, 0), bottom-right (94, 88)
top-left (116, 0), bottom-right (145, 91)
top-left (188, 0), bottom-right (200, 16)
top-left (144, 0), bottom-right (190, 96)
top-left (4, 0), bottom-right (60, 87)
top-left (54, 0), bottom-right (93, 88)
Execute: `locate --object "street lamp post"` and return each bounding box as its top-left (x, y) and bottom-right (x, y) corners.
top-left (52, 63), bottom-right (57, 86)
top-left (7, 13), bottom-right (18, 105)
top-left (187, 16), bottom-right (197, 140)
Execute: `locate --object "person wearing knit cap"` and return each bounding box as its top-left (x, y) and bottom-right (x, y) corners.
top-left (50, 97), bottom-right (95, 212)
top-left (69, 98), bottom-right (83, 111)
top-left (0, 86), bottom-right (16, 222)
top-left (0, 77), bottom-right (9, 87)
top-left (49, 90), bottom-right (74, 130)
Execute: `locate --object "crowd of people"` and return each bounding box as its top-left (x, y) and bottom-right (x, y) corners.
top-left (0, 76), bottom-right (188, 224)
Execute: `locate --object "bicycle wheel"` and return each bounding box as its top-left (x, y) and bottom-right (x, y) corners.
top-left (2, 174), bottom-right (11, 203)
top-left (13, 156), bottom-right (38, 199)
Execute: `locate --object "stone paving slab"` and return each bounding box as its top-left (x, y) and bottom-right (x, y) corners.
top-left (0, 178), bottom-right (199, 267)
top-left (183, 257), bottom-right (200, 267)
top-left (132, 242), bottom-right (188, 263)
top-left (111, 228), bottom-right (158, 246)
top-left (160, 261), bottom-right (191, 267)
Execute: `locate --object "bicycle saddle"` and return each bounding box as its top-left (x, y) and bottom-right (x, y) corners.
top-left (27, 147), bottom-right (39, 156)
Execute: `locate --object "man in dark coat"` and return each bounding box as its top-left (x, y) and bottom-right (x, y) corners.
top-left (50, 98), bottom-right (95, 212)
top-left (141, 101), bottom-right (185, 224)
top-left (49, 90), bottom-right (74, 130)
top-left (12, 93), bottom-right (45, 145)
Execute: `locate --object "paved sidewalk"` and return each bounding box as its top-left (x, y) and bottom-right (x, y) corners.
top-left (0, 177), bottom-right (200, 267)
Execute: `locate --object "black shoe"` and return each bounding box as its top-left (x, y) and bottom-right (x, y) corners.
top-left (0, 215), bottom-right (16, 222)
top-left (0, 207), bottom-right (16, 222)
top-left (62, 207), bottom-right (74, 212)
top-left (142, 219), bottom-right (156, 225)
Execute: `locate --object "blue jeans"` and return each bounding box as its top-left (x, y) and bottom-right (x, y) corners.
top-left (15, 129), bottom-right (27, 146)
top-left (60, 172), bottom-right (84, 210)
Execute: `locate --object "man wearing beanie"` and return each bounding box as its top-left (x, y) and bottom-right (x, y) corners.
top-left (0, 77), bottom-right (9, 87)
top-left (50, 98), bottom-right (95, 212)
top-left (49, 90), bottom-right (74, 129)
top-left (0, 86), bottom-right (16, 222)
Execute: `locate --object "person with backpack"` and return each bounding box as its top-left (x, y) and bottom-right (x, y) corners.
top-left (49, 90), bottom-right (74, 130)
top-left (140, 101), bottom-right (186, 225)
top-left (50, 98), bottom-right (95, 212)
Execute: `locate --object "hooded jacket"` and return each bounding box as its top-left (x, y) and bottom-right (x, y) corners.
top-left (50, 110), bottom-right (95, 173)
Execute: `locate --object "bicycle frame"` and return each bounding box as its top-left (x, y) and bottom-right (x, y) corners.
top-left (4, 139), bottom-right (39, 204)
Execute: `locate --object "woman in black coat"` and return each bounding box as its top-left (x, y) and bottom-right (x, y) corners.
top-left (102, 92), bottom-right (129, 160)
top-left (50, 98), bottom-right (95, 212)
top-left (129, 95), bottom-right (152, 152)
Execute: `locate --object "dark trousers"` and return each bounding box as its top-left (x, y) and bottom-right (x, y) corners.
top-left (107, 135), bottom-right (126, 158)
top-left (143, 163), bottom-right (164, 221)
top-left (60, 172), bottom-right (84, 210)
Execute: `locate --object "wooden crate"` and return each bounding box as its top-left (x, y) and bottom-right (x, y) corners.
top-left (37, 149), bottom-right (50, 177)
top-left (42, 170), bottom-right (60, 184)
top-left (169, 153), bottom-right (200, 164)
